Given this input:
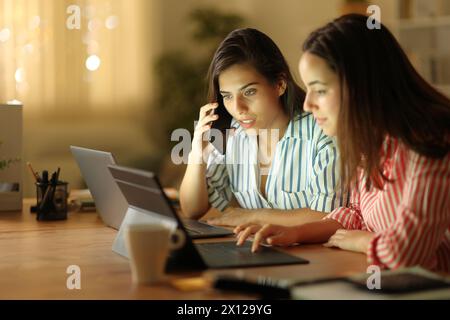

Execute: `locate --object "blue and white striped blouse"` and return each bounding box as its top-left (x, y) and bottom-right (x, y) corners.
top-left (206, 113), bottom-right (347, 212)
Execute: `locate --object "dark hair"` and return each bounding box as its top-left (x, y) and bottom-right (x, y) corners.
top-left (207, 28), bottom-right (305, 119)
top-left (303, 14), bottom-right (450, 190)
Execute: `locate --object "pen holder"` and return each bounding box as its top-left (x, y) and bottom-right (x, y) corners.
top-left (35, 181), bottom-right (68, 221)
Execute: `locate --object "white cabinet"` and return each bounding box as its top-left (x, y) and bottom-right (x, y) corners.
top-left (0, 103), bottom-right (22, 211)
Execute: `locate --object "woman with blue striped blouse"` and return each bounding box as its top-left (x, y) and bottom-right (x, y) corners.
top-left (179, 28), bottom-right (346, 227)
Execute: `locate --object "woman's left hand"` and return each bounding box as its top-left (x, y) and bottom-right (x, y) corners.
top-left (207, 207), bottom-right (257, 227)
top-left (324, 229), bottom-right (374, 254)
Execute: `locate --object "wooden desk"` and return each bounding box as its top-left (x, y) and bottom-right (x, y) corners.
top-left (0, 200), bottom-right (368, 299)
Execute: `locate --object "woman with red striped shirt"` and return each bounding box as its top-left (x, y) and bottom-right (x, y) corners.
top-left (235, 14), bottom-right (450, 273)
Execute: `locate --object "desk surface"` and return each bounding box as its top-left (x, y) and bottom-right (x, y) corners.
top-left (0, 200), bottom-right (368, 299)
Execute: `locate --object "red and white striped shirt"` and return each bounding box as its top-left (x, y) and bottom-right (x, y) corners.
top-left (327, 136), bottom-right (450, 273)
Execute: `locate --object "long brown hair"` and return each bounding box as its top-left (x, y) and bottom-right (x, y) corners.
top-left (207, 28), bottom-right (305, 119)
top-left (303, 14), bottom-right (450, 190)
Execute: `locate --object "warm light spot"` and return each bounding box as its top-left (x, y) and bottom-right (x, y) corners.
top-left (85, 55), bottom-right (101, 71)
top-left (84, 5), bottom-right (96, 20)
top-left (88, 19), bottom-right (102, 32)
top-left (29, 16), bottom-right (41, 29)
top-left (15, 68), bottom-right (25, 82)
top-left (23, 44), bottom-right (34, 54)
top-left (0, 28), bottom-right (11, 42)
top-left (86, 40), bottom-right (99, 54)
top-left (105, 16), bottom-right (119, 29)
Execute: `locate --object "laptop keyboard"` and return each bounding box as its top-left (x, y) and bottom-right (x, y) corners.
top-left (196, 241), bottom-right (308, 268)
top-left (182, 219), bottom-right (233, 237)
top-left (183, 219), bottom-right (218, 231)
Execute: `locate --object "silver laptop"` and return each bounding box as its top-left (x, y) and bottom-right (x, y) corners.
top-left (70, 146), bottom-right (128, 229)
top-left (70, 146), bottom-right (233, 239)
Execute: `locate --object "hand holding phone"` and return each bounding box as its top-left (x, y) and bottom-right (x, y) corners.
top-left (190, 103), bottom-right (219, 161)
top-left (207, 101), bottom-right (232, 155)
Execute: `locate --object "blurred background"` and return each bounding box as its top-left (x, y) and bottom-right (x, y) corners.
top-left (0, 0), bottom-right (449, 197)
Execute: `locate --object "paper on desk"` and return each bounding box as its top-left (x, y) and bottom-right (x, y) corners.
top-left (69, 188), bottom-right (93, 200)
top-left (68, 189), bottom-right (95, 212)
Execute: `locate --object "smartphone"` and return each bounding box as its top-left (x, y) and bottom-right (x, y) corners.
top-left (208, 100), bottom-right (232, 155)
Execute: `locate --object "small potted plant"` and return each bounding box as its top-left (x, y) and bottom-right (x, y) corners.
top-left (0, 141), bottom-right (20, 194)
top-left (0, 142), bottom-right (19, 171)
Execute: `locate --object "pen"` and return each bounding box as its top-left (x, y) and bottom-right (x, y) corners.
top-left (42, 170), bottom-right (49, 184)
top-left (38, 169), bottom-right (58, 219)
top-left (50, 167), bottom-right (61, 201)
top-left (26, 162), bottom-right (41, 182)
top-left (54, 167), bottom-right (61, 183)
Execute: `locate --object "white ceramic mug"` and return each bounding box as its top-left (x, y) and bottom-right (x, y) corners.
top-left (124, 223), bottom-right (185, 285)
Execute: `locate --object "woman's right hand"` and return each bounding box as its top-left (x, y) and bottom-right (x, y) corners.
top-left (234, 223), bottom-right (302, 253)
top-left (190, 103), bottom-right (219, 162)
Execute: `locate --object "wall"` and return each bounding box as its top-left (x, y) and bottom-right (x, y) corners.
top-left (19, 0), bottom-right (402, 198)
top-left (20, 0), bottom-right (163, 197)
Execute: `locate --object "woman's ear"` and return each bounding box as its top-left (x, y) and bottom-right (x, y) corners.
top-left (278, 79), bottom-right (287, 96)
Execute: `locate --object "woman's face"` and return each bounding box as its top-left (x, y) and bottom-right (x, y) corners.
top-left (299, 52), bottom-right (341, 136)
top-left (218, 63), bottom-right (287, 134)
